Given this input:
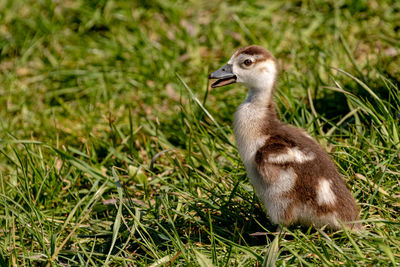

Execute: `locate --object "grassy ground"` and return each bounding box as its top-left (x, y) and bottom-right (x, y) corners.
top-left (1, 0), bottom-right (399, 265)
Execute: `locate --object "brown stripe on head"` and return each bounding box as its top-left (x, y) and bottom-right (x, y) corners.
top-left (234, 45), bottom-right (275, 63)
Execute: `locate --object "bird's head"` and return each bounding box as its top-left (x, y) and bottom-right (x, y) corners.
top-left (209, 45), bottom-right (277, 92)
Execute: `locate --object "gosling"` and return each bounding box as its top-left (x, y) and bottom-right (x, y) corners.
top-left (209, 45), bottom-right (359, 230)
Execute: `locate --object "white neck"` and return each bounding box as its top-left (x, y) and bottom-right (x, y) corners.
top-left (245, 86), bottom-right (273, 107)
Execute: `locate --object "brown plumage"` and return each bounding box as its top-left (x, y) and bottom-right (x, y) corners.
top-left (209, 45), bottom-right (359, 229)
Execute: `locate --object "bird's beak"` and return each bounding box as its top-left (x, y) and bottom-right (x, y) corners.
top-left (208, 64), bottom-right (237, 88)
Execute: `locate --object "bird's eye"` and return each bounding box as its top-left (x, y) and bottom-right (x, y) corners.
top-left (243, 59), bottom-right (252, 66)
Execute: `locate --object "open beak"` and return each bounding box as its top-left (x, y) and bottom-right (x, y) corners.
top-left (208, 64), bottom-right (237, 88)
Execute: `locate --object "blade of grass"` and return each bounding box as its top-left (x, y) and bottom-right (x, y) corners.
top-left (104, 167), bottom-right (124, 265)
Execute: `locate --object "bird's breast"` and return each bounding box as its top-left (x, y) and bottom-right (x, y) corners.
top-left (233, 102), bottom-right (269, 179)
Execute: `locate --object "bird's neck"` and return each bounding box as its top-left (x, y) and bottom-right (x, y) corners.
top-left (246, 86), bottom-right (272, 104)
top-left (245, 85), bottom-right (278, 122)
top-left (233, 83), bottom-right (278, 168)
top-left (234, 83), bottom-right (279, 151)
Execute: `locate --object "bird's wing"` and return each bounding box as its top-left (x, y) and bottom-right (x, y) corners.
top-left (255, 134), bottom-right (316, 182)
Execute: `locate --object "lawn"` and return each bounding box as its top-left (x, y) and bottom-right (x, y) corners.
top-left (0, 0), bottom-right (399, 265)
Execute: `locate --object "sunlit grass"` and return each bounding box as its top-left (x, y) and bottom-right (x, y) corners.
top-left (0, 0), bottom-right (399, 265)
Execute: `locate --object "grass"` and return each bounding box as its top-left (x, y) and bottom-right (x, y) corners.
top-left (0, 0), bottom-right (399, 265)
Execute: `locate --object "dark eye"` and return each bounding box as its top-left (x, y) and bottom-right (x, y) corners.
top-left (243, 59), bottom-right (252, 66)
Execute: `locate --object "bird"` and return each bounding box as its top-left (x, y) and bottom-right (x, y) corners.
top-left (208, 45), bottom-right (359, 230)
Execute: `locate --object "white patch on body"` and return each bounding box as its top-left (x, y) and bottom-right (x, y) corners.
top-left (317, 178), bottom-right (336, 205)
top-left (268, 147), bottom-right (315, 164)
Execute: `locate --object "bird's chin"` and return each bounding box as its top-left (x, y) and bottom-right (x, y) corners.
top-left (211, 76), bottom-right (237, 88)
